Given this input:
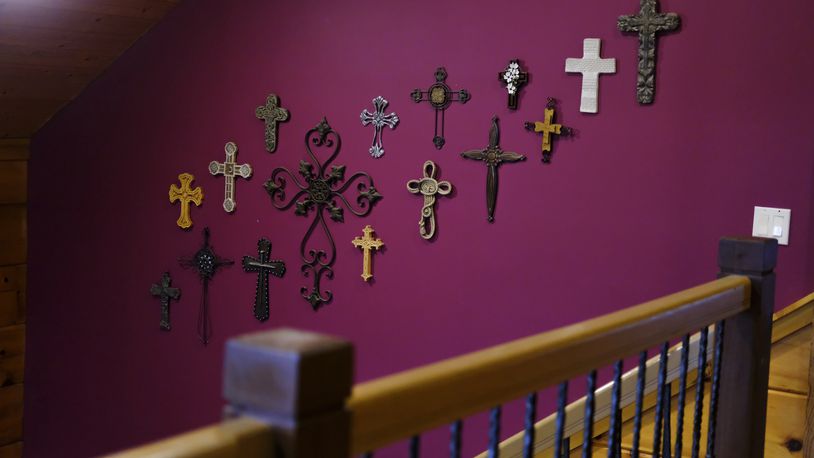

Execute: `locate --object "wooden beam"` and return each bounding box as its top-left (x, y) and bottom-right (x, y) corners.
top-left (0, 141), bottom-right (28, 162)
top-left (0, 385), bottom-right (22, 447)
top-left (0, 206), bottom-right (26, 267)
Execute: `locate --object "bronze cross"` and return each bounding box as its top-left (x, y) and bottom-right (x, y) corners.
top-left (351, 225), bottom-right (384, 282)
top-left (498, 59), bottom-right (528, 110)
top-left (209, 141), bottom-right (252, 213)
top-left (242, 238), bottom-right (285, 322)
top-left (407, 161), bottom-right (452, 240)
top-left (618, 0), bottom-right (680, 104)
top-left (169, 173), bottom-right (203, 229)
top-left (150, 272), bottom-right (180, 331)
top-left (461, 116), bottom-right (525, 222)
top-left (524, 98), bottom-right (570, 163)
top-left (411, 67), bottom-right (470, 149)
top-left (255, 93), bottom-right (289, 153)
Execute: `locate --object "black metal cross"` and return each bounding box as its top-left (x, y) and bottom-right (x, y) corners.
top-left (242, 238), bottom-right (286, 322)
top-left (149, 272), bottom-right (180, 331)
top-left (461, 116), bottom-right (525, 222)
top-left (618, 0), bottom-right (681, 104)
top-left (255, 93), bottom-right (289, 153)
top-left (411, 67), bottom-right (470, 149)
top-left (498, 59), bottom-right (528, 110)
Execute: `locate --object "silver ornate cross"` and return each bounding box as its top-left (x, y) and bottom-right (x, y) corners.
top-left (209, 141), bottom-right (252, 213)
top-left (360, 96), bottom-right (399, 158)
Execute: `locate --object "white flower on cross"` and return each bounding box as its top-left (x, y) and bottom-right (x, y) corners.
top-left (503, 61), bottom-right (522, 94)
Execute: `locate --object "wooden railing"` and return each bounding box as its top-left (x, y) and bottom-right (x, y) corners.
top-left (108, 236), bottom-right (777, 458)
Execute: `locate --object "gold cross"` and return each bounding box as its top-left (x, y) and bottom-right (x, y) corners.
top-left (169, 173), bottom-right (203, 229)
top-left (351, 225), bottom-right (384, 282)
top-left (531, 107), bottom-right (562, 154)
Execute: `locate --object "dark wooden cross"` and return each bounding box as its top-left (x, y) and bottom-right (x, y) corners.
top-left (498, 59), bottom-right (528, 110)
top-left (255, 93), bottom-right (289, 153)
top-left (242, 238), bottom-right (286, 322)
top-left (618, 0), bottom-right (681, 104)
top-left (149, 272), bottom-right (180, 331)
top-left (461, 116), bottom-right (525, 222)
top-left (411, 67), bottom-right (470, 149)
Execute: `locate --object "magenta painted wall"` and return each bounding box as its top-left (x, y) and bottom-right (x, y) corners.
top-left (25, 0), bottom-right (814, 456)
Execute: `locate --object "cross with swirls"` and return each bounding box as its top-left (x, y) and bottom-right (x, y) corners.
top-left (264, 118), bottom-right (383, 310)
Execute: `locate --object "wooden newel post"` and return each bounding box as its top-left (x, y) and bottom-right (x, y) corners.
top-left (716, 236), bottom-right (778, 458)
top-left (223, 328), bottom-right (354, 458)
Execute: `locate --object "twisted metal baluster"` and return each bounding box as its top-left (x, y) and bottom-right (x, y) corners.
top-left (691, 327), bottom-right (709, 458)
top-left (653, 342), bottom-right (669, 458)
top-left (674, 334), bottom-right (690, 458)
top-left (563, 437), bottom-right (571, 458)
top-left (607, 360), bottom-right (623, 457)
top-left (582, 371), bottom-right (597, 458)
top-left (554, 382), bottom-right (568, 458)
top-left (662, 384), bottom-right (672, 458)
top-left (706, 321), bottom-right (726, 458)
top-left (450, 420), bottom-right (463, 458)
top-left (362, 453), bottom-right (373, 458)
top-left (631, 351), bottom-right (647, 458)
top-left (409, 435), bottom-right (420, 458)
top-left (488, 406), bottom-right (502, 458)
top-left (523, 393), bottom-right (537, 458)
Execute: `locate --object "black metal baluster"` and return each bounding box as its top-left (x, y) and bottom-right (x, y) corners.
top-left (607, 360), bottom-right (623, 457)
top-left (522, 393), bottom-right (537, 458)
top-left (582, 371), bottom-right (597, 458)
top-left (706, 321), bottom-right (726, 458)
top-left (554, 382), bottom-right (568, 458)
top-left (691, 327), bottom-right (709, 458)
top-left (652, 343), bottom-right (669, 458)
top-left (409, 435), bottom-right (420, 458)
top-left (363, 453), bottom-right (373, 458)
top-left (563, 437), bottom-right (571, 458)
top-left (450, 420), bottom-right (463, 458)
top-left (631, 351), bottom-right (647, 458)
top-left (674, 334), bottom-right (690, 458)
top-left (488, 406), bottom-right (501, 458)
top-left (662, 384), bottom-right (672, 458)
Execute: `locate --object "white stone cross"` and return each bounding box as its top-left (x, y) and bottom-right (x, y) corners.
top-left (565, 38), bottom-right (616, 113)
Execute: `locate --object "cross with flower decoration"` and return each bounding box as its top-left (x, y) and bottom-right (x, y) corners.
top-left (498, 59), bottom-right (528, 110)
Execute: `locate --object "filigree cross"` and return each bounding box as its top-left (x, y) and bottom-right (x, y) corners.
top-left (149, 272), bottom-right (180, 331)
top-left (169, 173), bottom-right (203, 229)
top-left (360, 96), bottom-right (399, 158)
top-left (461, 116), bottom-right (525, 222)
top-left (411, 67), bottom-right (470, 149)
top-left (352, 225), bottom-right (383, 282)
top-left (499, 59), bottom-right (528, 110)
top-left (524, 98), bottom-right (571, 163)
top-left (264, 118), bottom-right (382, 310)
top-left (256, 93), bottom-right (289, 153)
top-left (565, 38), bottom-right (616, 113)
top-left (242, 238), bottom-right (285, 322)
top-left (406, 160), bottom-right (452, 240)
top-left (618, 0), bottom-right (680, 104)
top-left (209, 141), bottom-right (252, 213)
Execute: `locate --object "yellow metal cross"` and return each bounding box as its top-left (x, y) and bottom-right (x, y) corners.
top-left (351, 225), bottom-right (384, 282)
top-left (169, 173), bottom-right (203, 229)
top-left (531, 107), bottom-right (562, 154)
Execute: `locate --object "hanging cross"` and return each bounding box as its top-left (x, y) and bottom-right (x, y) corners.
top-left (209, 141), bottom-right (252, 213)
top-left (255, 93), bottom-right (289, 153)
top-left (524, 98), bottom-right (571, 163)
top-left (169, 173), bottom-right (203, 229)
top-left (618, 0), bottom-right (680, 104)
top-left (242, 238), bottom-right (286, 322)
top-left (351, 225), bottom-right (384, 282)
top-left (360, 96), bottom-right (399, 158)
top-left (461, 116), bottom-right (525, 222)
top-left (149, 272), bottom-right (181, 331)
top-left (498, 59), bottom-right (528, 110)
top-left (411, 67), bottom-right (470, 149)
top-left (565, 38), bottom-right (616, 113)
top-left (406, 160), bottom-right (452, 240)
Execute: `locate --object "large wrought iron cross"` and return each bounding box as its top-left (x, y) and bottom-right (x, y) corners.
top-left (360, 96), bottom-right (399, 158)
top-left (242, 238), bottom-right (285, 322)
top-left (461, 116), bottom-right (525, 222)
top-left (169, 173), bottom-right (203, 229)
top-left (209, 141), bottom-right (252, 213)
top-left (149, 272), bottom-right (180, 331)
top-left (618, 0), bottom-right (680, 104)
top-left (255, 93), bottom-right (289, 153)
top-left (411, 67), bottom-right (470, 149)
top-left (264, 118), bottom-right (382, 310)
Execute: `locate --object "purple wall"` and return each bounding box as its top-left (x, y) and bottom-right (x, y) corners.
top-left (25, 0), bottom-right (814, 456)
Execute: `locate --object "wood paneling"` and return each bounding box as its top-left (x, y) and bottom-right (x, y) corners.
top-left (0, 442), bottom-right (22, 458)
top-left (769, 325), bottom-right (811, 395)
top-left (0, 385), bottom-right (22, 446)
top-left (0, 141), bottom-right (28, 162)
top-left (0, 206), bottom-right (25, 267)
top-left (0, 163), bottom-right (26, 205)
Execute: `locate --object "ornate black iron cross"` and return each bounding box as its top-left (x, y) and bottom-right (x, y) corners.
top-left (498, 59), bottom-right (528, 110)
top-left (411, 67), bottom-right (470, 149)
top-left (264, 118), bottom-right (382, 310)
top-left (149, 272), bottom-right (180, 331)
top-left (242, 238), bottom-right (286, 322)
top-left (256, 93), bottom-right (289, 153)
top-left (618, 0), bottom-right (681, 104)
top-left (461, 116), bottom-right (525, 222)
top-left (179, 228), bottom-right (233, 345)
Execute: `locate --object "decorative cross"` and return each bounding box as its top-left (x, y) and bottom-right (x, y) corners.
top-left (360, 96), bottom-right (399, 158)
top-left (169, 173), bottom-right (203, 229)
top-left (524, 98), bottom-right (571, 163)
top-left (179, 228), bottom-right (233, 345)
top-left (255, 93), bottom-right (289, 153)
top-left (618, 0), bottom-right (680, 104)
top-left (411, 67), bottom-right (470, 149)
top-left (565, 38), bottom-right (616, 113)
top-left (461, 116), bottom-right (525, 222)
top-left (149, 272), bottom-right (180, 331)
top-left (209, 141), bottom-right (252, 213)
top-left (498, 59), bottom-right (528, 110)
top-left (351, 225), bottom-right (384, 282)
top-left (242, 238), bottom-right (286, 322)
top-left (406, 160), bottom-right (452, 240)
top-left (265, 118), bottom-right (382, 310)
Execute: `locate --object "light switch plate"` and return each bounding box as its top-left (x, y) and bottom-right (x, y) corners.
top-left (752, 206), bottom-right (790, 245)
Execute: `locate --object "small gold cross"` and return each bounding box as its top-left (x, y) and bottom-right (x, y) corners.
top-left (169, 173), bottom-right (203, 229)
top-left (351, 225), bottom-right (384, 282)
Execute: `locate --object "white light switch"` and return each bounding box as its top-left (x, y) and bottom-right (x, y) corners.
top-left (752, 206), bottom-right (791, 245)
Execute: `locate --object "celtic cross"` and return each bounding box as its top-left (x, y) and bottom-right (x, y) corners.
top-left (242, 238), bottom-right (286, 322)
top-left (351, 225), bottom-right (383, 282)
top-left (524, 98), bottom-right (571, 163)
top-left (406, 160), bottom-right (452, 240)
top-left (149, 272), bottom-right (180, 331)
top-left (360, 96), bottom-right (399, 158)
top-left (255, 93), bottom-right (289, 153)
top-left (565, 38), bottom-right (616, 113)
top-left (411, 67), bottom-right (470, 149)
top-left (498, 59), bottom-right (528, 110)
top-left (264, 118), bottom-right (382, 310)
top-left (209, 141), bottom-right (252, 213)
top-left (169, 173), bottom-right (203, 229)
top-left (618, 0), bottom-right (681, 104)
